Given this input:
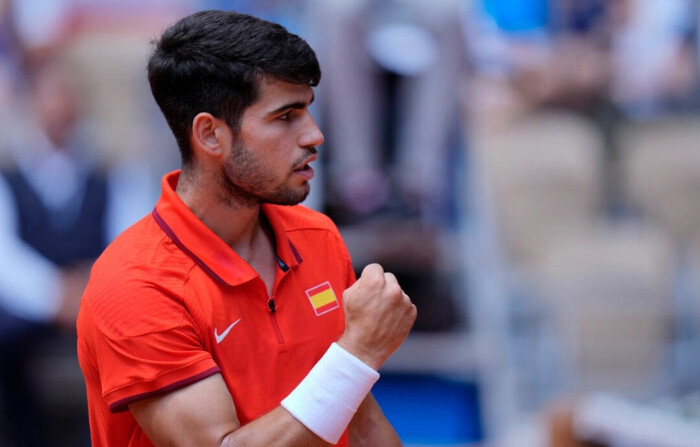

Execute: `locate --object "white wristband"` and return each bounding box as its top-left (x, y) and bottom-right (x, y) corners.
top-left (281, 342), bottom-right (380, 443)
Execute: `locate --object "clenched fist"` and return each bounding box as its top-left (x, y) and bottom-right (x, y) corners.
top-left (337, 263), bottom-right (417, 370)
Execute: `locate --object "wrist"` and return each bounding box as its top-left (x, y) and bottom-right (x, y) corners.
top-left (336, 335), bottom-right (383, 371)
top-left (281, 342), bottom-right (380, 443)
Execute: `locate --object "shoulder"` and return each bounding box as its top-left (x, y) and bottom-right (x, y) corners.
top-left (80, 214), bottom-right (196, 338)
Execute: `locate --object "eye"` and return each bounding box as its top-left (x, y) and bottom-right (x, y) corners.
top-left (278, 111), bottom-right (292, 121)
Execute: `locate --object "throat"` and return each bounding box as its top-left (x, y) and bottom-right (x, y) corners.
top-left (235, 213), bottom-right (277, 295)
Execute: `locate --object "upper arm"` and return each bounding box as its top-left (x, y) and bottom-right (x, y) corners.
top-left (348, 393), bottom-right (402, 447)
top-left (129, 373), bottom-right (240, 447)
top-left (129, 372), bottom-right (332, 447)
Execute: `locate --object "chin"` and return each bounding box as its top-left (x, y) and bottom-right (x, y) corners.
top-left (266, 186), bottom-right (310, 206)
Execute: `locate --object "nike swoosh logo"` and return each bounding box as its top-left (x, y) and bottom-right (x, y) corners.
top-left (214, 319), bottom-right (241, 344)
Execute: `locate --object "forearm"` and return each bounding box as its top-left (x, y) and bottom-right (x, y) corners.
top-left (224, 393), bottom-right (400, 447)
top-left (132, 375), bottom-right (330, 447)
top-left (133, 344), bottom-right (379, 447)
top-left (227, 343), bottom-right (383, 446)
top-left (220, 407), bottom-right (331, 447)
top-left (348, 394), bottom-right (402, 447)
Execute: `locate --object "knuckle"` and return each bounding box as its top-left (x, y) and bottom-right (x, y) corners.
top-left (367, 269), bottom-right (387, 287)
top-left (363, 263), bottom-right (384, 277)
top-left (386, 282), bottom-right (402, 298)
top-left (363, 274), bottom-right (382, 289)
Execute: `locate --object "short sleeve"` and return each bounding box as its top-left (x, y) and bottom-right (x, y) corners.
top-left (79, 277), bottom-right (219, 413)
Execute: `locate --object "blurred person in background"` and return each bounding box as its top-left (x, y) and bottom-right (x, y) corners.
top-left (314, 0), bottom-right (466, 225)
top-left (0, 57), bottom-right (151, 446)
top-left (7, 0), bottom-right (199, 178)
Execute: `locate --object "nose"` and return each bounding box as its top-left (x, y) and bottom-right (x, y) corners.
top-left (299, 113), bottom-right (324, 149)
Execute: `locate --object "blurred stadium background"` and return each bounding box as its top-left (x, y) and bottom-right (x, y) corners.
top-left (2, 0), bottom-right (700, 446)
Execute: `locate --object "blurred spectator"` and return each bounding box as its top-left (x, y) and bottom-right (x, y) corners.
top-left (0, 58), bottom-right (151, 446)
top-left (6, 0), bottom-right (197, 174)
top-left (314, 0), bottom-right (466, 225)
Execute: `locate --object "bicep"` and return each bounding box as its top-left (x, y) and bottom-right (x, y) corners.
top-left (129, 373), bottom-right (240, 447)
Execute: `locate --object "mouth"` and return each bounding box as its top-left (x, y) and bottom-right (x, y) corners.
top-left (295, 154), bottom-right (318, 168)
top-left (293, 155), bottom-right (317, 180)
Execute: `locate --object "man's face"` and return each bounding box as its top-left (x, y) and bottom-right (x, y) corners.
top-left (220, 78), bottom-right (323, 206)
top-left (32, 68), bottom-right (80, 147)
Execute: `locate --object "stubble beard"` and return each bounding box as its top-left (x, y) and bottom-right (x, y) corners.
top-left (219, 139), bottom-right (311, 208)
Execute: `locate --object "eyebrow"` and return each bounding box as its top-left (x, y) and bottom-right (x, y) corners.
top-left (266, 93), bottom-right (315, 117)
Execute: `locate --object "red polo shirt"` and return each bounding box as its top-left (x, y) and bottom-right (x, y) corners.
top-left (77, 171), bottom-right (354, 446)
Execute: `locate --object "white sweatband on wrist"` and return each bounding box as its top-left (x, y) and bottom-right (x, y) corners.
top-left (281, 342), bottom-right (380, 443)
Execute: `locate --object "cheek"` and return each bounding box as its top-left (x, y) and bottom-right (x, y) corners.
top-left (255, 144), bottom-right (293, 171)
top-left (238, 127), bottom-right (296, 173)
top-left (241, 124), bottom-right (291, 154)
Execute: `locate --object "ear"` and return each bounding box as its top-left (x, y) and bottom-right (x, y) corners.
top-left (191, 112), bottom-right (231, 159)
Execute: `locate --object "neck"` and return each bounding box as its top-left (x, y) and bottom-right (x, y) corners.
top-left (175, 166), bottom-right (267, 256)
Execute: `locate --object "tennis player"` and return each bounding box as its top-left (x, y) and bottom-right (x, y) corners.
top-left (77, 9), bottom-right (417, 447)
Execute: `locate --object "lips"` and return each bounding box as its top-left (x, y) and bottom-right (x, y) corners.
top-left (294, 154), bottom-right (318, 171)
top-left (293, 154), bottom-right (317, 180)
top-left (294, 163), bottom-right (315, 180)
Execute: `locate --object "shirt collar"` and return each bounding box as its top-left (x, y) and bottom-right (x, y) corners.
top-left (152, 170), bottom-right (303, 287)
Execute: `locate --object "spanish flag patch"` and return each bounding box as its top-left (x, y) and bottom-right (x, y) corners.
top-left (305, 281), bottom-right (339, 316)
